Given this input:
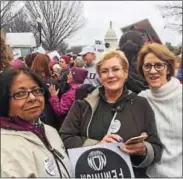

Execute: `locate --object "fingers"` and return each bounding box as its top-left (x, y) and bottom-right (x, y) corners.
top-left (48, 84), bottom-right (58, 96)
top-left (100, 134), bottom-right (122, 144)
top-left (56, 89), bottom-right (60, 94)
top-left (106, 134), bottom-right (122, 141)
top-left (120, 142), bottom-right (146, 155)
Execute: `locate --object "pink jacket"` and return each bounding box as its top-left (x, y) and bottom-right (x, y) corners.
top-left (49, 84), bottom-right (81, 117)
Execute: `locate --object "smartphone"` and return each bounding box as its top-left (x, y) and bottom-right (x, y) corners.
top-left (125, 133), bottom-right (148, 145)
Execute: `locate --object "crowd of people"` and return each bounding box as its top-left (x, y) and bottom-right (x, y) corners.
top-left (0, 30), bottom-right (182, 178)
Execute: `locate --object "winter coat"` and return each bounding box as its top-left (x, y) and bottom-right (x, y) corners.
top-left (60, 87), bottom-right (162, 178)
top-left (59, 68), bottom-right (71, 97)
top-left (1, 124), bottom-right (72, 178)
top-left (49, 84), bottom-right (82, 117)
top-left (41, 78), bottom-right (62, 131)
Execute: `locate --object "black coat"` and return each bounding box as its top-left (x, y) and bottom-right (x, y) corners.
top-left (41, 78), bottom-right (62, 131)
top-left (60, 88), bottom-right (162, 177)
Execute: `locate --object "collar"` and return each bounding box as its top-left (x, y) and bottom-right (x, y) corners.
top-left (98, 86), bottom-right (130, 103)
top-left (85, 63), bottom-right (95, 68)
top-left (0, 116), bottom-right (43, 139)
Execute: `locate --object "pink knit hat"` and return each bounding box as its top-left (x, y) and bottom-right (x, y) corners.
top-left (49, 59), bottom-right (58, 68)
top-left (71, 67), bottom-right (88, 84)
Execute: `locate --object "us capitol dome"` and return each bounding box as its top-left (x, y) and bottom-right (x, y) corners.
top-left (104, 21), bottom-right (118, 49)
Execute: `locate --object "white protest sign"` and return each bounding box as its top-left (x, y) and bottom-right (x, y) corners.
top-left (32, 45), bottom-right (46, 54)
top-left (47, 50), bottom-right (61, 59)
top-left (94, 40), bottom-right (105, 53)
top-left (68, 142), bottom-right (134, 178)
top-left (12, 48), bottom-right (22, 59)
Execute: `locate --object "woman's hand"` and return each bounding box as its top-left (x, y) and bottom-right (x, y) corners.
top-left (52, 71), bottom-right (60, 80)
top-left (120, 133), bottom-right (147, 156)
top-left (98, 134), bottom-right (122, 144)
top-left (48, 84), bottom-right (59, 96)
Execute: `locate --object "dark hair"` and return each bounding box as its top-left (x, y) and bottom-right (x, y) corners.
top-left (119, 30), bottom-right (144, 64)
top-left (24, 52), bottom-right (39, 68)
top-left (0, 67), bottom-right (49, 117)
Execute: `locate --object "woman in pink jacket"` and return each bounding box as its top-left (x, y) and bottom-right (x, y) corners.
top-left (48, 67), bottom-right (88, 121)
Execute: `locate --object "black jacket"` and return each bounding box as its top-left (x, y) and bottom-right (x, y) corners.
top-left (60, 87), bottom-right (162, 178)
top-left (41, 78), bottom-right (62, 131)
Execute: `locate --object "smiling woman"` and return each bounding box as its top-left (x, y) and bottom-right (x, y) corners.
top-left (60, 50), bottom-right (163, 178)
top-left (137, 43), bottom-right (182, 177)
top-left (0, 67), bottom-right (72, 178)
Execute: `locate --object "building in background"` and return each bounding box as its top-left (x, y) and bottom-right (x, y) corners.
top-left (104, 21), bottom-right (118, 50)
top-left (6, 33), bottom-right (36, 59)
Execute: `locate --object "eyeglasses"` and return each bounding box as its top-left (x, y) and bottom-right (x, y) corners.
top-left (100, 67), bottom-right (123, 76)
top-left (142, 62), bottom-right (168, 72)
top-left (10, 88), bottom-right (45, 100)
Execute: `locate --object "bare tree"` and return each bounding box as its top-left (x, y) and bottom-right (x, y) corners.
top-left (7, 9), bottom-right (32, 32)
top-left (67, 45), bottom-right (84, 54)
top-left (24, 1), bottom-right (86, 51)
top-left (157, 1), bottom-right (182, 34)
top-left (57, 41), bottom-right (69, 55)
top-left (0, 1), bottom-right (25, 30)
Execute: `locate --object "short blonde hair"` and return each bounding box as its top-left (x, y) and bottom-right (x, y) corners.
top-left (96, 50), bottom-right (129, 75)
top-left (137, 43), bottom-right (177, 79)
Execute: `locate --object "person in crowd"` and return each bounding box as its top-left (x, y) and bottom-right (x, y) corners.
top-left (59, 55), bottom-right (71, 71)
top-left (0, 67), bottom-right (72, 177)
top-left (49, 59), bottom-right (61, 80)
top-left (31, 54), bottom-right (61, 131)
top-left (137, 43), bottom-right (182, 177)
top-left (59, 55), bottom-right (72, 97)
top-left (119, 30), bottom-right (149, 94)
top-left (0, 32), bottom-right (12, 72)
top-left (31, 54), bottom-right (52, 80)
top-left (176, 54), bottom-right (182, 84)
top-left (24, 52), bottom-right (39, 68)
top-left (74, 56), bottom-right (85, 68)
top-left (79, 46), bottom-right (100, 87)
top-left (49, 67), bottom-right (88, 125)
top-left (10, 59), bottom-right (25, 68)
top-left (67, 54), bottom-right (75, 68)
top-left (60, 50), bottom-right (162, 178)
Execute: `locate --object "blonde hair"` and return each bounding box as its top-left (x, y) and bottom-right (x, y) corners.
top-left (137, 43), bottom-right (177, 79)
top-left (96, 50), bottom-right (129, 75)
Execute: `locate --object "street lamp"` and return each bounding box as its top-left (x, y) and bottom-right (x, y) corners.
top-left (36, 18), bottom-right (42, 46)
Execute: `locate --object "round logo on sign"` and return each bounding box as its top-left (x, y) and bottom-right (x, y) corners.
top-left (75, 148), bottom-right (131, 178)
top-left (110, 119), bottom-right (121, 134)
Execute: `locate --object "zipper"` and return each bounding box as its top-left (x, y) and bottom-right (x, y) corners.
top-left (86, 100), bottom-right (99, 138)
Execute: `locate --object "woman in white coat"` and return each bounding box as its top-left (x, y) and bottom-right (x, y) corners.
top-left (0, 67), bottom-right (72, 178)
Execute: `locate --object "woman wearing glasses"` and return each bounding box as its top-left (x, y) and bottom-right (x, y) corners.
top-left (137, 43), bottom-right (182, 177)
top-left (60, 50), bottom-right (162, 177)
top-left (0, 67), bottom-right (72, 177)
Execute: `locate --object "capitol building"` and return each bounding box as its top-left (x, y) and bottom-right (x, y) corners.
top-left (104, 21), bottom-right (118, 50)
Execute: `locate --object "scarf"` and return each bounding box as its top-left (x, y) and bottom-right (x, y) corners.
top-left (0, 116), bottom-right (43, 140)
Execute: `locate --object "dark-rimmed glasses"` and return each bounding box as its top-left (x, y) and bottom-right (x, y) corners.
top-left (10, 88), bottom-right (45, 100)
top-left (142, 62), bottom-right (168, 72)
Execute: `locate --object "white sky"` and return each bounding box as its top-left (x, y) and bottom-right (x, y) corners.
top-left (66, 1), bottom-right (182, 47)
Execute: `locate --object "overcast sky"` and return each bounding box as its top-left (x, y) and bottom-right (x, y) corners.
top-left (66, 1), bottom-right (182, 47)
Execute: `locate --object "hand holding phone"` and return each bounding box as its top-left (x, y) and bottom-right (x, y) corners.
top-left (125, 133), bottom-right (148, 145)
